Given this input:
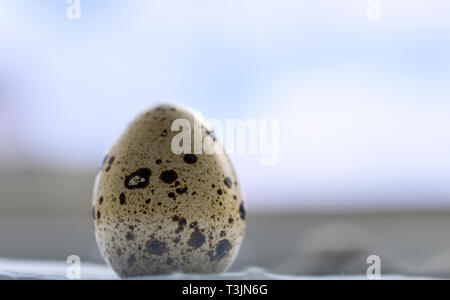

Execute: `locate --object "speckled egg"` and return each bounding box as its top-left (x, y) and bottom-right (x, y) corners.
top-left (92, 104), bottom-right (246, 278)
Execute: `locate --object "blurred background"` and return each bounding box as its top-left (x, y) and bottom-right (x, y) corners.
top-left (1, 0), bottom-right (450, 278)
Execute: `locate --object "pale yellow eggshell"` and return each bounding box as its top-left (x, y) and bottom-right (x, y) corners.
top-left (92, 104), bottom-right (246, 278)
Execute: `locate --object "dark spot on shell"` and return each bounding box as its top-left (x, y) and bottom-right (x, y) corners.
top-left (217, 189), bottom-right (223, 195)
top-left (161, 129), bottom-right (168, 137)
top-left (105, 156), bottom-right (115, 172)
top-left (189, 221), bottom-right (198, 229)
top-left (145, 239), bottom-right (167, 256)
top-left (220, 231), bottom-right (226, 237)
top-left (215, 239), bottom-right (232, 260)
top-left (183, 154), bottom-right (198, 164)
top-left (228, 218), bottom-right (234, 224)
top-left (126, 232), bottom-right (135, 241)
top-left (173, 236), bottom-right (181, 244)
top-left (166, 257), bottom-right (173, 265)
top-left (159, 170), bottom-right (178, 184)
top-left (120, 193), bottom-right (126, 205)
top-left (176, 187), bottom-right (188, 195)
top-left (175, 218), bottom-right (187, 233)
top-left (116, 248), bottom-right (122, 257)
top-left (172, 216), bottom-right (179, 221)
top-left (239, 202), bottom-right (246, 220)
top-left (97, 210), bottom-right (101, 220)
top-left (233, 195), bottom-right (237, 200)
top-left (224, 177), bottom-right (233, 188)
top-left (99, 197), bottom-right (103, 205)
top-left (127, 255), bottom-right (137, 267)
top-left (125, 168), bottom-right (151, 189)
top-left (168, 192), bottom-right (176, 200)
top-left (146, 199), bottom-right (151, 204)
top-left (156, 159), bottom-right (162, 164)
top-left (207, 250), bottom-right (215, 262)
top-left (204, 129), bottom-right (217, 142)
top-left (187, 228), bottom-right (206, 249)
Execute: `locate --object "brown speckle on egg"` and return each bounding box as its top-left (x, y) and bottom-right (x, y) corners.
top-left (105, 156), bottom-right (115, 172)
top-left (183, 154), bottom-right (198, 164)
top-left (124, 168), bottom-right (151, 189)
top-left (224, 177), bottom-right (233, 189)
top-left (127, 255), bottom-right (137, 267)
top-left (159, 170), bottom-right (178, 184)
top-left (146, 239), bottom-right (167, 256)
top-left (176, 187), bottom-right (188, 195)
top-left (125, 232), bottom-right (135, 241)
top-left (239, 202), bottom-right (246, 220)
top-left (189, 221), bottom-right (198, 229)
top-left (119, 193), bottom-right (126, 205)
top-left (215, 239), bottom-right (232, 260)
top-left (187, 228), bottom-right (206, 249)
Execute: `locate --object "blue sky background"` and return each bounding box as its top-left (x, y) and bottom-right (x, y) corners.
top-left (1, 1), bottom-right (450, 211)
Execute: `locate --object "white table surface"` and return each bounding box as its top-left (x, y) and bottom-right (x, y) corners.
top-left (0, 258), bottom-right (432, 280)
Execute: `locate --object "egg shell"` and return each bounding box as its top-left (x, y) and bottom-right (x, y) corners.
top-left (92, 104), bottom-right (246, 278)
